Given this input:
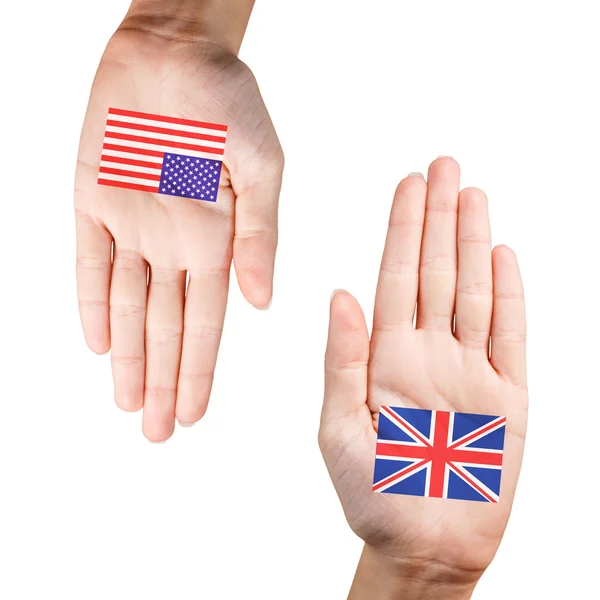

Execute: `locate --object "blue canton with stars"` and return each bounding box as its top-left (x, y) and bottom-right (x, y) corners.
top-left (158, 153), bottom-right (223, 202)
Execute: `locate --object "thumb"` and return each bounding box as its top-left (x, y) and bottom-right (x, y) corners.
top-left (322, 290), bottom-right (370, 422)
top-left (232, 163), bottom-right (283, 310)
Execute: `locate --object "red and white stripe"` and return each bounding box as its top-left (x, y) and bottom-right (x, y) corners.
top-left (97, 108), bottom-right (228, 193)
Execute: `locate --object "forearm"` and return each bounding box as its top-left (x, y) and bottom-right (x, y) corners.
top-left (123, 0), bottom-right (256, 55)
top-left (349, 545), bottom-right (478, 600)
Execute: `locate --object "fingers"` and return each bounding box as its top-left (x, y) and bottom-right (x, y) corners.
top-left (322, 290), bottom-right (370, 422)
top-left (175, 268), bottom-right (229, 426)
top-left (232, 161), bottom-right (283, 310)
top-left (109, 248), bottom-right (148, 412)
top-left (75, 210), bottom-right (113, 354)
top-left (373, 174), bottom-right (427, 331)
top-left (490, 246), bottom-right (527, 388)
top-left (416, 157), bottom-right (461, 331)
top-left (454, 188), bottom-right (493, 349)
top-left (142, 266), bottom-right (186, 442)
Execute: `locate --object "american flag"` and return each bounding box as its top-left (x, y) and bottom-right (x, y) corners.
top-left (97, 108), bottom-right (227, 202)
top-left (373, 406), bottom-right (506, 503)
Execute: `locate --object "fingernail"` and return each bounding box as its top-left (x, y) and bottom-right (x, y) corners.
top-left (436, 155), bottom-right (454, 159)
top-left (258, 297), bottom-right (272, 311)
top-left (150, 440), bottom-right (166, 445)
top-left (179, 422), bottom-right (195, 428)
top-left (408, 172), bottom-right (424, 177)
top-left (330, 289), bottom-right (344, 302)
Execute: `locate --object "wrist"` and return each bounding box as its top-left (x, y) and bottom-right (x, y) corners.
top-left (349, 545), bottom-right (479, 600)
top-left (122, 0), bottom-right (255, 55)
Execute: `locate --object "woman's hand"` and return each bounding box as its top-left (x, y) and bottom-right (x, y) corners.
top-left (319, 158), bottom-right (527, 597)
top-left (75, 3), bottom-right (283, 441)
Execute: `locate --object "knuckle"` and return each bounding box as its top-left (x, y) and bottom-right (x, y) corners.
top-left (456, 282), bottom-right (493, 296)
top-left (178, 371), bottom-right (214, 384)
top-left (380, 259), bottom-right (419, 276)
top-left (234, 227), bottom-right (277, 242)
top-left (145, 385), bottom-right (177, 399)
top-left (77, 255), bottom-right (111, 272)
top-left (184, 324), bottom-right (223, 341)
top-left (419, 253), bottom-right (457, 273)
top-left (78, 298), bottom-right (108, 308)
top-left (458, 234), bottom-right (491, 245)
top-left (325, 359), bottom-right (369, 373)
top-left (492, 330), bottom-right (527, 343)
top-left (418, 314), bottom-right (453, 331)
top-left (494, 292), bottom-right (525, 300)
top-left (111, 355), bottom-right (144, 367)
top-left (459, 336), bottom-right (489, 350)
top-left (189, 266), bottom-right (230, 279)
top-left (110, 303), bottom-right (146, 318)
top-left (113, 250), bottom-right (146, 271)
top-left (146, 327), bottom-right (183, 345)
top-left (150, 266), bottom-right (184, 286)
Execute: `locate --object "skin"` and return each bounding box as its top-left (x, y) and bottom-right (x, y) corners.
top-left (319, 158), bottom-right (528, 599)
top-left (74, 0), bottom-right (283, 442)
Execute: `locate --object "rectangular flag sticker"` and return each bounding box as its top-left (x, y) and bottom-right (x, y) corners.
top-left (373, 406), bottom-right (506, 503)
top-left (97, 107), bottom-right (228, 202)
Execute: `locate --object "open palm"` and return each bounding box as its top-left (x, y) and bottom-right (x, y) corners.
top-left (319, 158), bottom-right (527, 581)
top-left (75, 28), bottom-right (283, 441)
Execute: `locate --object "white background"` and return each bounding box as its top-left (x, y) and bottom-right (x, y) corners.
top-left (0, 1), bottom-right (598, 598)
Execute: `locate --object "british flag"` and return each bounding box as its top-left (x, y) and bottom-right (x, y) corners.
top-left (373, 406), bottom-right (506, 503)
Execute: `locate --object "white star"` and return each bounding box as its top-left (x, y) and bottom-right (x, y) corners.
top-left (186, 158), bottom-right (191, 162)
top-left (191, 193), bottom-right (195, 197)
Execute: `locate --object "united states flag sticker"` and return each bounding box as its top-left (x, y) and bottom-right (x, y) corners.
top-left (373, 406), bottom-right (506, 503)
top-left (97, 108), bottom-right (228, 202)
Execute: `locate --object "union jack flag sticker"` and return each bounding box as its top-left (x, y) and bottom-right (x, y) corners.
top-left (373, 406), bottom-right (506, 503)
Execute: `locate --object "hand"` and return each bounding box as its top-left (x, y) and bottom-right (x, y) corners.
top-left (318, 158), bottom-right (527, 597)
top-left (75, 4), bottom-right (283, 441)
